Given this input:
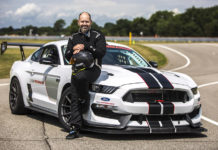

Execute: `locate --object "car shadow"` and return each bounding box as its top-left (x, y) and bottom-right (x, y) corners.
top-left (26, 110), bottom-right (63, 128)
top-left (26, 111), bottom-right (207, 141)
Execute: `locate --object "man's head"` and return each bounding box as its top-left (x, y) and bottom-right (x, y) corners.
top-left (78, 12), bottom-right (92, 33)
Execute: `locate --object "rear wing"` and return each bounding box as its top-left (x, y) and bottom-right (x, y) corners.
top-left (1, 42), bottom-right (43, 60)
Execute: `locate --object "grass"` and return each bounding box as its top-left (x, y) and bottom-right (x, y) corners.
top-left (0, 39), bottom-right (47, 78)
top-left (0, 39), bottom-right (167, 79)
top-left (0, 48), bottom-right (37, 78)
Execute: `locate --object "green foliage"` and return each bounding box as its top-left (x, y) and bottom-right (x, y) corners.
top-left (149, 11), bottom-right (174, 35)
top-left (131, 17), bottom-right (150, 36)
top-left (115, 19), bottom-right (132, 36)
top-left (205, 20), bottom-right (218, 36)
top-left (53, 19), bottom-right (66, 34)
top-left (66, 19), bottom-right (79, 35)
top-left (103, 22), bottom-right (116, 36)
top-left (38, 26), bottom-right (54, 35)
top-left (91, 21), bottom-right (102, 31)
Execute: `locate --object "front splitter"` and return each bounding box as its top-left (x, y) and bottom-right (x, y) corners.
top-left (82, 125), bottom-right (207, 134)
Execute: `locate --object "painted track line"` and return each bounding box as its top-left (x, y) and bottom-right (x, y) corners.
top-left (0, 83), bottom-right (9, 86)
top-left (149, 44), bottom-right (191, 71)
top-left (202, 116), bottom-right (218, 126)
top-left (199, 81), bottom-right (218, 88)
top-left (199, 82), bottom-right (218, 126)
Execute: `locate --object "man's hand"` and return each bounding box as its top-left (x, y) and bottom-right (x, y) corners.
top-left (73, 44), bottom-right (84, 54)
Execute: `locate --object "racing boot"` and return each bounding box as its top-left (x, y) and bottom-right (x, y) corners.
top-left (66, 126), bottom-right (79, 139)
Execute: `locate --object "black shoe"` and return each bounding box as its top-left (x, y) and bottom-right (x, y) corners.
top-left (66, 130), bottom-right (79, 139)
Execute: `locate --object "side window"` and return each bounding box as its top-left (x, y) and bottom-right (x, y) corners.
top-left (41, 45), bottom-right (60, 65)
top-left (31, 48), bottom-right (43, 62)
top-left (61, 45), bottom-right (70, 65)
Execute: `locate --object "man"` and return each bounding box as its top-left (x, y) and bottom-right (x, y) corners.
top-left (65, 12), bottom-right (106, 139)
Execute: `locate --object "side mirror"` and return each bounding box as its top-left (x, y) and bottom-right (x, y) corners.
top-left (39, 57), bottom-right (55, 65)
top-left (149, 61), bottom-right (158, 68)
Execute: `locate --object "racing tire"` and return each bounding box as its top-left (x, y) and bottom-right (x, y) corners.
top-left (58, 87), bottom-right (72, 131)
top-left (9, 77), bottom-right (27, 114)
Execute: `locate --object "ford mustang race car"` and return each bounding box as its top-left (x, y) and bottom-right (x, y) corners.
top-left (1, 40), bottom-right (206, 134)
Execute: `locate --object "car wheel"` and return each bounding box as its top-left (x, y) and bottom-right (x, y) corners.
top-left (9, 77), bottom-right (27, 114)
top-left (58, 87), bottom-right (72, 131)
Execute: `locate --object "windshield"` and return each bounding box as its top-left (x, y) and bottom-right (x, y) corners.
top-left (102, 48), bottom-right (150, 67)
top-left (62, 45), bottom-right (150, 67)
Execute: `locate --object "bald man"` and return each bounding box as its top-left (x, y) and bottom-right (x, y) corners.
top-left (65, 12), bottom-right (106, 139)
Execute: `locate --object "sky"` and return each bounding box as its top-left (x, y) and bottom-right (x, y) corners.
top-left (0, 0), bottom-right (218, 28)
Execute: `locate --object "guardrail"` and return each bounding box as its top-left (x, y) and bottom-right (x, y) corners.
top-left (1, 35), bottom-right (218, 42)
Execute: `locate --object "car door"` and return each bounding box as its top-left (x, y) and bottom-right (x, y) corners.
top-left (29, 45), bottom-right (61, 112)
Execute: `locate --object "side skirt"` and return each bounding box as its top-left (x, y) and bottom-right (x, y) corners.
top-left (25, 106), bottom-right (58, 118)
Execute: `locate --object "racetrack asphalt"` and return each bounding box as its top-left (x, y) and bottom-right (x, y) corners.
top-left (0, 43), bottom-right (218, 150)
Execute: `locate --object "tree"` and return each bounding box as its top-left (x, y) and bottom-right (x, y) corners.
top-left (65, 19), bottom-right (79, 35)
top-left (149, 11), bottom-right (174, 36)
top-left (20, 25), bottom-right (38, 35)
top-left (53, 19), bottom-right (66, 34)
top-left (0, 26), bottom-right (14, 35)
top-left (115, 19), bottom-right (131, 36)
top-left (91, 21), bottom-right (102, 31)
top-left (38, 26), bottom-right (54, 35)
top-left (166, 14), bottom-right (183, 36)
top-left (205, 20), bottom-right (218, 37)
top-left (131, 17), bottom-right (150, 36)
top-left (181, 22), bottom-right (203, 36)
top-left (103, 22), bottom-right (116, 36)
top-left (156, 20), bottom-right (170, 36)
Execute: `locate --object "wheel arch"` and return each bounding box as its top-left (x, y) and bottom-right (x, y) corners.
top-left (58, 82), bottom-right (72, 131)
top-left (61, 83), bottom-right (71, 97)
top-left (10, 73), bottom-right (30, 107)
top-left (58, 82), bottom-right (71, 107)
top-left (9, 75), bottom-right (28, 114)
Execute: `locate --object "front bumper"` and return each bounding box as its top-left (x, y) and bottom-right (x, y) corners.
top-left (85, 84), bottom-right (205, 134)
top-left (82, 104), bottom-right (207, 134)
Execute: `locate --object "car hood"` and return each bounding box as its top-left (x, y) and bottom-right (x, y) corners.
top-left (96, 65), bottom-right (196, 88)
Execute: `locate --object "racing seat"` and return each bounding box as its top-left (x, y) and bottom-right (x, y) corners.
top-left (49, 49), bottom-right (59, 64)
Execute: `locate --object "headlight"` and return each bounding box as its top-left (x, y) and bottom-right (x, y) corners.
top-left (90, 84), bottom-right (118, 94)
top-left (191, 87), bottom-right (198, 95)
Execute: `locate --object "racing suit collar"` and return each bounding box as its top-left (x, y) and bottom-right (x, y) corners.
top-left (78, 28), bottom-right (91, 38)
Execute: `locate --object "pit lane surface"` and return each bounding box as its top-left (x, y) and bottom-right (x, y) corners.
top-left (0, 43), bottom-right (218, 150)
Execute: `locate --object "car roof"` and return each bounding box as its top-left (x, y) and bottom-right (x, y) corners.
top-left (43, 40), bottom-right (132, 50)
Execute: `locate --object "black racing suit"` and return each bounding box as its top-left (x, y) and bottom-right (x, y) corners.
top-left (65, 29), bottom-right (106, 129)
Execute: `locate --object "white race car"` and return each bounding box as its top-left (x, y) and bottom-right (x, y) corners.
top-left (1, 40), bottom-right (206, 134)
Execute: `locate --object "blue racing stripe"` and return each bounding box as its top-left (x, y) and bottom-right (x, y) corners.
top-left (142, 68), bottom-right (174, 89)
top-left (123, 67), bottom-right (160, 89)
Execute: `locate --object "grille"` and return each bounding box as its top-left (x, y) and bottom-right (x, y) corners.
top-left (123, 90), bottom-right (189, 103)
top-left (131, 107), bottom-right (200, 122)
